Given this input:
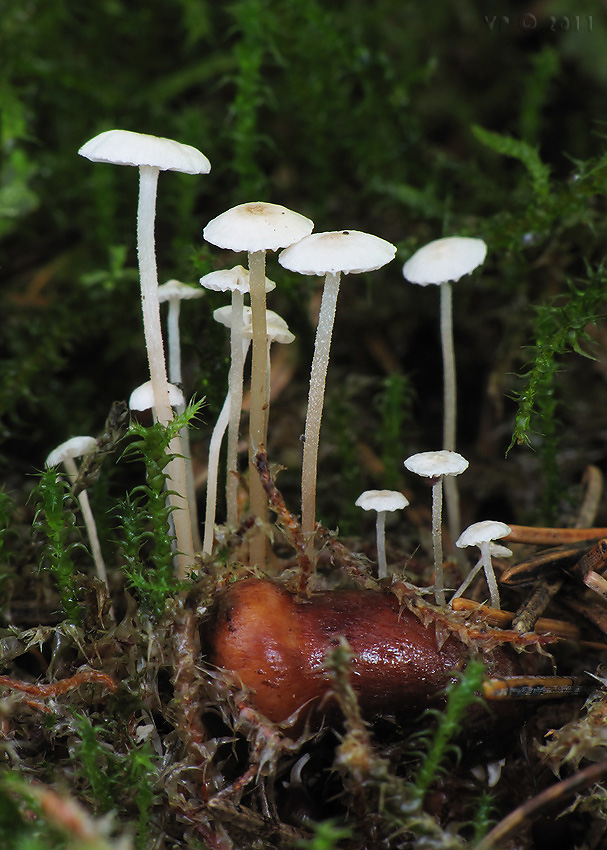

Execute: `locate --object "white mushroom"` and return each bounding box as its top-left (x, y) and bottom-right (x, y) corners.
top-left (157, 279), bottom-right (204, 386)
top-left (355, 489), bottom-right (409, 579)
top-left (79, 129), bottom-right (211, 577)
top-left (203, 202), bottom-right (313, 565)
top-left (200, 265), bottom-right (275, 526)
top-left (403, 236), bottom-right (487, 544)
top-left (129, 380), bottom-right (185, 413)
top-left (278, 230), bottom-right (396, 552)
top-left (403, 450), bottom-right (469, 605)
top-left (455, 520), bottom-right (512, 609)
top-left (451, 542), bottom-right (512, 604)
top-left (46, 436), bottom-right (110, 599)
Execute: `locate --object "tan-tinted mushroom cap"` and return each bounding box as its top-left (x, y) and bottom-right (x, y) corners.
top-left (78, 129), bottom-right (211, 175)
top-left (355, 489), bottom-right (409, 513)
top-left (404, 450), bottom-right (469, 478)
top-left (402, 236), bottom-right (487, 286)
top-left (456, 520), bottom-right (512, 549)
top-left (279, 229), bottom-right (396, 276)
top-left (203, 202), bottom-right (314, 253)
top-left (200, 265), bottom-right (276, 294)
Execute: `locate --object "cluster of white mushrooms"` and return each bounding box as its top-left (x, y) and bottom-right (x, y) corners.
top-left (43, 127), bottom-right (514, 610)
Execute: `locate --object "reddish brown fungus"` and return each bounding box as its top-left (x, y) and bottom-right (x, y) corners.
top-left (205, 578), bottom-right (521, 725)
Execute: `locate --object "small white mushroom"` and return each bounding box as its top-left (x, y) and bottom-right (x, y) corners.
top-left (157, 279), bottom-right (204, 386)
top-left (200, 265), bottom-right (275, 526)
top-left (403, 236), bottom-right (487, 544)
top-left (46, 436), bottom-right (110, 598)
top-left (79, 129), bottom-right (211, 577)
top-left (455, 520), bottom-right (512, 609)
top-left (403, 450), bottom-right (469, 606)
top-left (451, 542), bottom-right (512, 604)
top-left (129, 380), bottom-right (185, 413)
top-left (355, 489), bottom-right (409, 579)
top-left (278, 230), bottom-right (396, 552)
top-left (203, 202), bottom-right (313, 565)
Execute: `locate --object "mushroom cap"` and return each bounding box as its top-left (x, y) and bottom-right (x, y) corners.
top-left (456, 520), bottom-right (512, 549)
top-left (404, 450), bottom-right (469, 478)
top-left (158, 279), bottom-right (204, 303)
top-left (402, 236), bottom-right (487, 286)
top-left (78, 129), bottom-right (211, 175)
top-left (129, 380), bottom-right (185, 411)
top-left (278, 229), bottom-right (396, 276)
top-left (355, 489), bottom-right (409, 513)
top-left (203, 202), bottom-right (314, 253)
top-left (46, 436), bottom-right (97, 467)
top-left (200, 265), bottom-right (276, 295)
top-left (213, 306), bottom-right (294, 344)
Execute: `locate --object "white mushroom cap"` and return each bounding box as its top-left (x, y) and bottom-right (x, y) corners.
top-left (279, 229), bottom-right (396, 276)
top-left (129, 380), bottom-right (185, 411)
top-left (456, 520), bottom-right (512, 549)
top-left (158, 279), bottom-right (204, 303)
top-left (213, 306), bottom-right (294, 344)
top-left (203, 202), bottom-right (314, 253)
top-left (355, 489), bottom-right (409, 513)
top-left (402, 236), bottom-right (487, 286)
top-left (78, 129), bottom-right (211, 175)
top-left (488, 543), bottom-right (513, 558)
top-left (199, 265), bottom-right (276, 294)
top-left (46, 436), bottom-right (97, 468)
top-left (404, 450), bottom-right (469, 478)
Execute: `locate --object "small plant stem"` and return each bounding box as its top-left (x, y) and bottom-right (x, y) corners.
top-left (440, 281), bottom-right (462, 547)
top-left (247, 249), bottom-right (268, 565)
top-left (301, 271), bottom-right (342, 550)
top-left (376, 510), bottom-right (388, 579)
top-left (136, 164), bottom-right (194, 578)
top-left (226, 290), bottom-right (245, 526)
top-left (450, 557), bottom-right (483, 603)
top-left (431, 477), bottom-right (446, 606)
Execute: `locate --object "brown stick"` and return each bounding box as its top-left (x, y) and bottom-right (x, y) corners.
top-left (506, 525), bottom-right (607, 545)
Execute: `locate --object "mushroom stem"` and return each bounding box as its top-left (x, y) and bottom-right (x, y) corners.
top-left (376, 510), bottom-right (388, 579)
top-left (301, 271), bottom-right (342, 549)
top-left (61, 456), bottom-right (110, 597)
top-left (226, 290), bottom-right (245, 526)
top-left (450, 557), bottom-right (483, 603)
top-left (439, 281), bottom-right (462, 547)
top-left (431, 477), bottom-right (446, 606)
top-left (480, 542), bottom-right (501, 609)
top-left (136, 164), bottom-right (194, 577)
top-left (166, 296), bottom-right (182, 385)
top-left (205, 338), bottom-right (251, 555)
top-left (247, 249), bottom-right (268, 565)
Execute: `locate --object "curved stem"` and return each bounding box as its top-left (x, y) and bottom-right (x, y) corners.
top-left (480, 542), bottom-right (501, 609)
top-left (226, 290), bottom-right (245, 526)
top-left (431, 478), bottom-right (445, 606)
top-left (301, 272), bottom-right (342, 550)
top-left (450, 556), bottom-right (483, 603)
top-left (248, 250), bottom-right (268, 565)
top-left (137, 164), bottom-right (194, 577)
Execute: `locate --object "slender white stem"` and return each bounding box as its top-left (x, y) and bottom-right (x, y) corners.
top-left (440, 281), bottom-right (462, 547)
top-left (136, 164), bottom-right (194, 578)
top-left (480, 542), bottom-right (501, 609)
top-left (205, 338), bottom-right (251, 554)
top-left (62, 457), bottom-right (110, 594)
top-left (376, 511), bottom-right (387, 579)
top-left (431, 477), bottom-right (446, 606)
top-left (301, 272), bottom-right (342, 547)
top-left (450, 556), bottom-right (483, 603)
top-left (248, 250), bottom-right (268, 566)
top-left (226, 290), bottom-right (245, 526)
top-left (166, 297), bottom-right (182, 385)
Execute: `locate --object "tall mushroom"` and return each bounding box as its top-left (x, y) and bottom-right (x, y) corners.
top-left (355, 489), bottom-right (409, 579)
top-left (203, 202), bottom-right (313, 565)
top-left (200, 265), bottom-right (275, 526)
top-left (278, 230), bottom-right (396, 553)
top-left (402, 237), bottom-right (487, 545)
top-left (455, 520), bottom-right (512, 609)
top-left (403, 449), bottom-right (469, 606)
top-left (46, 436), bottom-right (110, 599)
top-left (79, 129), bottom-right (211, 577)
